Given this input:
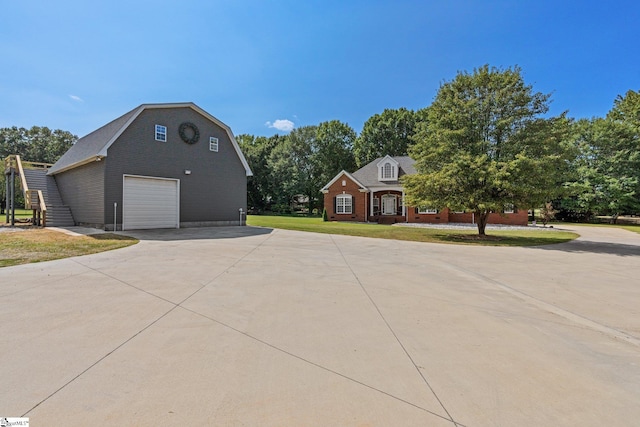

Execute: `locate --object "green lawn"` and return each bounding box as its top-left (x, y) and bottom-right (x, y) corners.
top-left (0, 228), bottom-right (138, 267)
top-left (2, 208), bottom-right (32, 220)
top-left (247, 215), bottom-right (578, 246)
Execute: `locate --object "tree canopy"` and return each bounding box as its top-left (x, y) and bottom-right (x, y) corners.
top-left (354, 107), bottom-right (423, 167)
top-left (0, 126), bottom-right (76, 164)
top-left (403, 65), bottom-right (572, 235)
top-left (557, 90), bottom-right (640, 222)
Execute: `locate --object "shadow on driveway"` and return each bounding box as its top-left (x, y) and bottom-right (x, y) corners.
top-left (119, 226), bottom-right (274, 242)
top-left (531, 239), bottom-right (640, 257)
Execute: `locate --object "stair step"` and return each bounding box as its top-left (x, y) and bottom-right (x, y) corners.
top-left (21, 167), bottom-right (75, 227)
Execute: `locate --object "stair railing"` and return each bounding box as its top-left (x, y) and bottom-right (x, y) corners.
top-left (14, 156), bottom-right (30, 202)
top-left (12, 155), bottom-right (49, 227)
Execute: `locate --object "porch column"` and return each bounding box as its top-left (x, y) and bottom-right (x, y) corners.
top-left (369, 191), bottom-right (374, 222)
top-left (401, 189), bottom-right (405, 217)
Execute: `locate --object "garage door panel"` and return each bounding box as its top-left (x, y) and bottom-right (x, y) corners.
top-left (123, 176), bottom-right (179, 230)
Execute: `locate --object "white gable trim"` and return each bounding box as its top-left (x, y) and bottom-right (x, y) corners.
top-left (376, 155), bottom-right (400, 181)
top-left (54, 103), bottom-right (253, 177)
top-left (376, 155), bottom-right (399, 168)
top-left (320, 170), bottom-right (368, 193)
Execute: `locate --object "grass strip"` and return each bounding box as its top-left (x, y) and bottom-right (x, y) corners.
top-left (247, 215), bottom-right (578, 247)
top-left (0, 228), bottom-right (138, 267)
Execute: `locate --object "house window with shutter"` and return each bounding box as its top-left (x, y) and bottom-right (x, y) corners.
top-left (336, 194), bottom-right (352, 214)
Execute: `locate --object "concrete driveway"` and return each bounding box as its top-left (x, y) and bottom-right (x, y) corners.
top-left (1, 225), bottom-right (639, 426)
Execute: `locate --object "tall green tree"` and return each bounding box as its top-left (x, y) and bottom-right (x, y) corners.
top-left (237, 133), bottom-right (283, 212)
top-left (268, 126), bottom-right (320, 214)
top-left (559, 100), bottom-right (640, 222)
top-left (404, 65), bottom-right (571, 235)
top-left (1, 126), bottom-right (76, 205)
top-left (608, 89), bottom-right (640, 129)
top-left (314, 120), bottom-right (357, 190)
top-left (0, 126), bottom-right (76, 163)
top-left (354, 107), bottom-right (423, 167)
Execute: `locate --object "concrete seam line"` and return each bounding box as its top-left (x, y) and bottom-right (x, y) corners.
top-left (179, 306), bottom-right (458, 425)
top-left (438, 260), bottom-right (640, 348)
top-left (22, 232), bottom-right (279, 417)
top-left (329, 235), bottom-right (462, 427)
top-left (71, 258), bottom-right (177, 305)
top-left (22, 304), bottom-right (180, 417)
top-left (176, 229), bottom-right (277, 306)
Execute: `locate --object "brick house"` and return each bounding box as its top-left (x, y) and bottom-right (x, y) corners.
top-left (320, 155), bottom-right (528, 225)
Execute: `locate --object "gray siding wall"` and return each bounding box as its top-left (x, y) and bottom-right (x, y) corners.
top-left (55, 161), bottom-right (105, 226)
top-left (104, 107), bottom-right (247, 227)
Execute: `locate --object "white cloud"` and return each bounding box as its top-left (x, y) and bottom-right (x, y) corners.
top-left (69, 94), bottom-right (84, 102)
top-left (265, 119), bottom-right (294, 132)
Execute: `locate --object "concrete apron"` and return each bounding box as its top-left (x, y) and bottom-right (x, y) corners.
top-left (0, 225), bottom-right (639, 426)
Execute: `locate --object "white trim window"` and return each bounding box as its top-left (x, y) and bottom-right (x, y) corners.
top-left (336, 194), bottom-right (352, 214)
top-left (504, 204), bottom-right (515, 214)
top-left (379, 162), bottom-right (397, 180)
top-left (155, 125), bottom-right (167, 142)
top-left (209, 137), bottom-right (219, 152)
top-left (418, 206), bottom-right (438, 214)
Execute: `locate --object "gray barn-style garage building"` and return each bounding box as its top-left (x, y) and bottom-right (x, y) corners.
top-left (47, 102), bottom-right (252, 230)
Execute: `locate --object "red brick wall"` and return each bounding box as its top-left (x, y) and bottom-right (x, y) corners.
top-left (323, 173), bottom-right (530, 226)
top-left (323, 173), bottom-right (367, 221)
top-left (448, 210), bottom-right (528, 225)
top-left (487, 210), bottom-right (528, 225)
top-left (407, 207), bottom-right (451, 223)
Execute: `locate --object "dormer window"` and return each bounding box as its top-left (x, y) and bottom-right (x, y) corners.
top-left (377, 155), bottom-right (399, 181)
top-left (383, 162), bottom-right (394, 179)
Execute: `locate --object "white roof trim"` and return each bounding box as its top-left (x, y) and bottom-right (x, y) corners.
top-left (53, 102), bottom-right (253, 177)
top-left (320, 170), bottom-right (368, 192)
top-left (376, 155), bottom-right (399, 167)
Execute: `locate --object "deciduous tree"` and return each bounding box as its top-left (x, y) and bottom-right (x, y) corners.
top-left (354, 107), bottom-right (423, 167)
top-left (404, 65), bottom-right (571, 235)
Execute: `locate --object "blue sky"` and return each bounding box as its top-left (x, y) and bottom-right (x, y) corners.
top-left (1, 1), bottom-right (638, 138)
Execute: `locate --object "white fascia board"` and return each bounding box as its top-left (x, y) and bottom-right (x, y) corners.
top-left (368, 185), bottom-right (404, 192)
top-left (99, 103), bottom-right (253, 177)
top-left (321, 170), bottom-right (368, 191)
top-left (376, 155), bottom-right (399, 167)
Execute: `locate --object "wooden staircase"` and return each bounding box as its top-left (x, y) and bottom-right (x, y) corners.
top-left (21, 168), bottom-right (75, 227)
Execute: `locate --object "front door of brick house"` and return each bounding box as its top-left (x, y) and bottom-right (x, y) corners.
top-left (382, 195), bottom-right (396, 215)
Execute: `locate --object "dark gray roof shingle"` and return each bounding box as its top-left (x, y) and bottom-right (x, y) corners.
top-left (48, 103), bottom-right (253, 176)
top-left (351, 156), bottom-right (416, 187)
top-left (48, 106), bottom-right (140, 174)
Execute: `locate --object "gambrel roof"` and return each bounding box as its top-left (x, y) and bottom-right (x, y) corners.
top-left (48, 102), bottom-right (253, 176)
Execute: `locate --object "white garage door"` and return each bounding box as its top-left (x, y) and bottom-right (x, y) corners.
top-left (123, 175), bottom-right (179, 230)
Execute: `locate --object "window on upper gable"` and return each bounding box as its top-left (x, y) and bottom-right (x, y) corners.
top-left (209, 137), bottom-right (219, 152)
top-left (155, 125), bottom-right (167, 142)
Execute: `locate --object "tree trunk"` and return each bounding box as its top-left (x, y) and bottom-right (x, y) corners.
top-left (476, 210), bottom-right (490, 236)
top-left (307, 194), bottom-right (314, 217)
